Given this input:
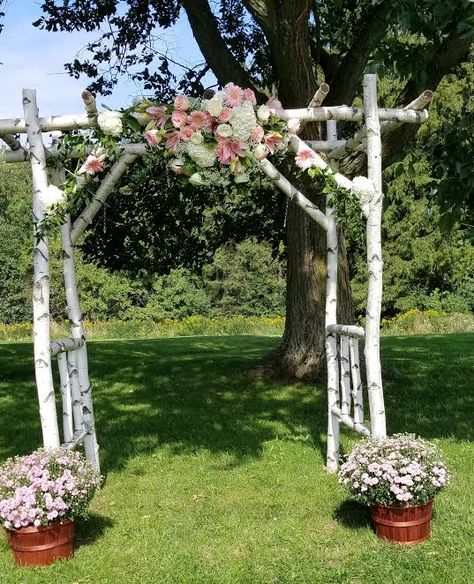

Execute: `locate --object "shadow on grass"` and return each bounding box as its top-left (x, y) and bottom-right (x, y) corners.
top-left (0, 334), bottom-right (472, 476)
top-left (75, 513), bottom-right (115, 549)
top-left (333, 500), bottom-right (372, 530)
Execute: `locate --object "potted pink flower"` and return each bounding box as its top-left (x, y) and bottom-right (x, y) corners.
top-left (0, 447), bottom-right (101, 566)
top-left (338, 433), bottom-right (450, 544)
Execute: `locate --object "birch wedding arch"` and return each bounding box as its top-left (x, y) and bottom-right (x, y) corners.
top-left (0, 74), bottom-right (432, 471)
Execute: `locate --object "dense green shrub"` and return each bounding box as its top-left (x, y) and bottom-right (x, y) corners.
top-left (203, 239), bottom-right (285, 317)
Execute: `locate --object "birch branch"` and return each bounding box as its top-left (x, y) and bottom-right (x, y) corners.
top-left (329, 90), bottom-right (433, 161)
top-left (258, 158), bottom-right (328, 231)
top-left (0, 113), bottom-right (94, 135)
top-left (280, 106), bottom-right (429, 123)
top-left (71, 153), bottom-right (138, 243)
top-left (81, 90), bottom-right (98, 117)
top-left (23, 88), bottom-right (60, 450)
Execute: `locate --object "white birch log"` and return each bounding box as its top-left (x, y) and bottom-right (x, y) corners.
top-left (280, 106), bottom-right (428, 123)
top-left (349, 337), bottom-right (364, 425)
top-left (326, 324), bottom-right (364, 338)
top-left (324, 119), bottom-right (340, 472)
top-left (329, 90), bottom-right (433, 161)
top-left (306, 139), bottom-right (350, 151)
top-left (258, 158), bottom-right (329, 230)
top-left (71, 153), bottom-right (138, 244)
top-left (57, 352), bottom-right (74, 443)
top-left (66, 351), bottom-right (83, 436)
top-left (0, 133), bottom-right (22, 151)
top-left (23, 89), bottom-right (60, 450)
top-left (0, 113), bottom-right (94, 135)
top-left (81, 90), bottom-right (98, 117)
top-left (309, 83), bottom-right (330, 107)
top-left (339, 335), bottom-right (352, 416)
top-left (50, 337), bottom-right (84, 356)
top-left (330, 406), bottom-right (371, 437)
top-left (63, 428), bottom-right (89, 449)
top-left (363, 74), bottom-right (386, 437)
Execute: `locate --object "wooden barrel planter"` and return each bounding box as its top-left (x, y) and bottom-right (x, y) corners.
top-left (5, 519), bottom-right (75, 566)
top-left (371, 500), bottom-right (433, 544)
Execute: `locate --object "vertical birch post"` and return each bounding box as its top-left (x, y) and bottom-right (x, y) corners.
top-left (57, 352), bottom-right (74, 442)
top-left (51, 160), bottom-right (100, 469)
top-left (325, 119), bottom-right (340, 472)
top-left (363, 75), bottom-right (386, 437)
top-left (349, 338), bottom-right (364, 425)
top-left (23, 89), bottom-right (60, 449)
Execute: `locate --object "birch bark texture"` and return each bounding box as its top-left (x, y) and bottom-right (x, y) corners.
top-left (23, 89), bottom-right (60, 449)
top-left (363, 75), bottom-right (386, 437)
top-left (324, 119), bottom-right (340, 472)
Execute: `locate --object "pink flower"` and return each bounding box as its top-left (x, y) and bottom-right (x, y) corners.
top-left (265, 132), bottom-right (283, 154)
top-left (165, 131), bottom-right (181, 150)
top-left (174, 94), bottom-right (190, 111)
top-left (188, 110), bottom-right (209, 130)
top-left (171, 110), bottom-right (188, 128)
top-left (295, 148), bottom-right (317, 170)
top-left (80, 154), bottom-right (104, 175)
top-left (144, 129), bottom-right (161, 147)
top-left (266, 98), bottom-right (284, 116)
top-left (250, 126), bottom-right (265, 143)
top-left (146, 106), bottom-right (169, 128)
top-left (218, 107), bottom-right (232, 123)
top-left (216, 137), bottom-right (248, 165)
top-left (179, 125), bottom-right (194, 141)
top-left (243, 88), bottom-right (257, 105)
top-left (224, 84), bottom-right (244, 107)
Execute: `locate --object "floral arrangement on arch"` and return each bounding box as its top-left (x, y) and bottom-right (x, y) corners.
top-left (338, 433), bottom-right (450, 507)
top-left (43, 83), bottom-right (319, 212)
top-left (0, 447), bottom-right (101, 529)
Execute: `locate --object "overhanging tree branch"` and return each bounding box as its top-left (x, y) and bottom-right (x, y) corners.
top-left (181, 0), bottom-right (264, 96)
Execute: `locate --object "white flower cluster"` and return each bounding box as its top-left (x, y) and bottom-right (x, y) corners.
top-left (352, 175), bottom-right (375, 204)
top-left (204, 96), bottom-right (224, 117)
top-left (97, 110), bottom-right (123, 137)
top-left (39, 185), bottom-right (66, 209)
top-left (338, 433), bottom-right (450, 506)
top-left (230, 102), bottom-right (258, 141)
top-left (186, 142), bottom-right (217, 168)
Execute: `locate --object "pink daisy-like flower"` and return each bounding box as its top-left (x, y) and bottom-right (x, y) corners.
top-left (171, 110), bottom-right (188, 128)
top-left (174, 94), bottom-right (190, 111)
top-left (243, 88), bottom-right (257, 105)
top-left (188, 110), bottom-right (209, 130)
top-left (295, 148), bottom-right (318, 170)
top-left (80, 154), bottom-right (104, 175)
top-left (224, 84), bottom-right (244, 107)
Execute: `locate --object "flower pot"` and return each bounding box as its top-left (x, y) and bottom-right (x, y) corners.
top-left (371, 499), bottom-right (433, 544)
top-left (5, 519), bottom-right (75, 566)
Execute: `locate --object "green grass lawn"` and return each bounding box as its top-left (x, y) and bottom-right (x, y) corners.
top-left (0, 334), bottom-right (472, 583)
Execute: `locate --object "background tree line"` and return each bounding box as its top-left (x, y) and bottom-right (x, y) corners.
top-left (1, 53), bottom-right (472, 324)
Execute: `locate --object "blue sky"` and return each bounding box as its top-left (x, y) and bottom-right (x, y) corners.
top-left (0, 0), bottom-right (211, 118)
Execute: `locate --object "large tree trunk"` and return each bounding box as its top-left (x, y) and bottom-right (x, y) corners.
top-left (246, 1), bottom-right (354, 381)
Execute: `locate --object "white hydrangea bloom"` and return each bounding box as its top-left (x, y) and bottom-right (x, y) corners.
top-left (230, 102), bottom-right (258, 141)
top-left (97, 111), bottom-right (123, 136)
top-left (186, 143), bottom-right (217, 167)
top-left (253, 144), bottom-right (269, 160)
top-left (205, 97), bottom-right (224, 117)
top-left (216, 123), bottom-right (233, 138)
top-left (352, 176), bottom-right (375, 204)
top-left (39, 185), bottom-right (66, 208)
top-left (257, 105), bottom-right (271, 122)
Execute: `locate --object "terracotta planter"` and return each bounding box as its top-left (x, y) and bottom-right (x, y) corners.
top-left (5, 519), bottom-right (75, 566)
top-left (371, 499), bottom-right (433, 544)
